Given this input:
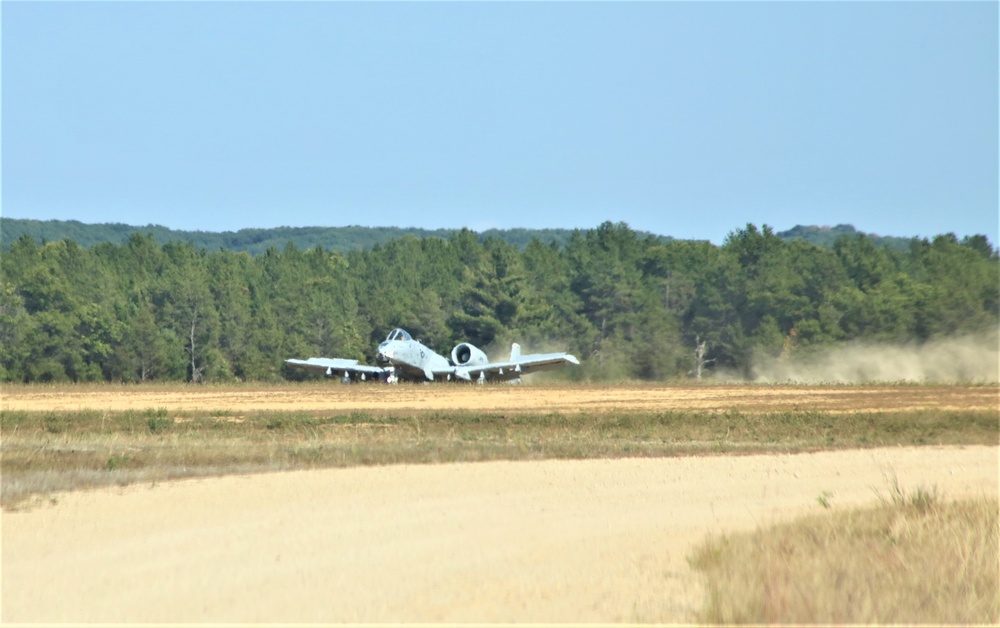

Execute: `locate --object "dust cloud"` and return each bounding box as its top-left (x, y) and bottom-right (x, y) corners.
top-left (747, 333), bottom-right (1000, 384)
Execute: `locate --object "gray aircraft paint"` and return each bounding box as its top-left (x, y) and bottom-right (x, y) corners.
top-left (286, 328), bottom-right (578, 383)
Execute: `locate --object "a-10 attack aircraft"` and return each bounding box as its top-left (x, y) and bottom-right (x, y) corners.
top-left (286, 328), bottom-right (579, 383)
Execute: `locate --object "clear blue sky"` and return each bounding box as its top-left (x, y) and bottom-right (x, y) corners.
top-left (2, 1), bottom-right (997, 244)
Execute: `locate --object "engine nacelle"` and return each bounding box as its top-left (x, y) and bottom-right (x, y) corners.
top-left (451, 343), bottom-right (488, 367)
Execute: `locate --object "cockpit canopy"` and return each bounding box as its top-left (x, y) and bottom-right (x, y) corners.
top-left (385, 328), bottom-right (412, 342)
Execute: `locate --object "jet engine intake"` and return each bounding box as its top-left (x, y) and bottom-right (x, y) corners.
top-left (451, 343), bottom-right (488, 367)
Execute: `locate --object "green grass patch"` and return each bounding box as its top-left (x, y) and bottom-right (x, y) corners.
top-left (2, 408), bottom-right (996, 508)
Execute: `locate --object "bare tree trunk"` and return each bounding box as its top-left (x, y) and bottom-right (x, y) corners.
top-left (694, 335), bottom-right (715, 381)
top-left (593, 317), bottom-right (607, 366)
top-left (188, 308), bottom-right (203, 383)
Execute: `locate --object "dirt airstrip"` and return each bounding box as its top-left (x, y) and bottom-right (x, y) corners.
top-left (3, 382), bottom-right (997, 413)
top-left (2, 384), bottom-right (998, 623)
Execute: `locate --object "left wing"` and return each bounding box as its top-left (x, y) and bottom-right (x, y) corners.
top-left (285, 357), bottom-right (389, 380)
top-left (453, 347), bottom-right (579, 382)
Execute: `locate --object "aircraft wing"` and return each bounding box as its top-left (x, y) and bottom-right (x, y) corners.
top-left (453, 352), bottom-right (580, 382)
top-left (285, 357), bottom-right (389, 379)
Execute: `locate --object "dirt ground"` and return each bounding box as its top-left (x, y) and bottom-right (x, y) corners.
top-left (2, 384), bottom-right (998, 623)
top-left (3, 382), bottom-right (997, 413)
top-left (2, 446), bottom-right (995, 623)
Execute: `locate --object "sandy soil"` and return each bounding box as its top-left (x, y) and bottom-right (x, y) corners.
top-left (3, 445), bottom-right (997, 623)
top-left (2, 383), bottom-right (997, 413)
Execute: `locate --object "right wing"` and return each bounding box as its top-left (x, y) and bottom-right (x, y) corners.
top-left (285, 357), bottom-right (389, 380)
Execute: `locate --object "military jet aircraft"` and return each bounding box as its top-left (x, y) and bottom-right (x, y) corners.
top-left (285, 328), bottom-right (579, 383)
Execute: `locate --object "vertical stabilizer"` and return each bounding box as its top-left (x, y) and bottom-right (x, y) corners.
top-left (510, 343), bottom-right (521, 361)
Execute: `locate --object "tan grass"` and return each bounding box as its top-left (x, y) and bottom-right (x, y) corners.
top-left (688, 491), bottom-right (999, 624)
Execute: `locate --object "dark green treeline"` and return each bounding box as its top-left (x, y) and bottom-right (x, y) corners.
top-left (1, 222), bottom-right (996, 383)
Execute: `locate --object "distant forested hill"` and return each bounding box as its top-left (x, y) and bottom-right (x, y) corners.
top-left (776, 224), bottom-right (915, 251)
top-left (1, 217), bottom-right (929, 253)
top-left (0, 218), bottom-right (611, 253)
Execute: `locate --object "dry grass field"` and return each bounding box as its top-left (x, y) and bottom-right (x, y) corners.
top-left (2, 382), bottom-right (998, 623)
top-left (690, 490), bottom-right (998, 624)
